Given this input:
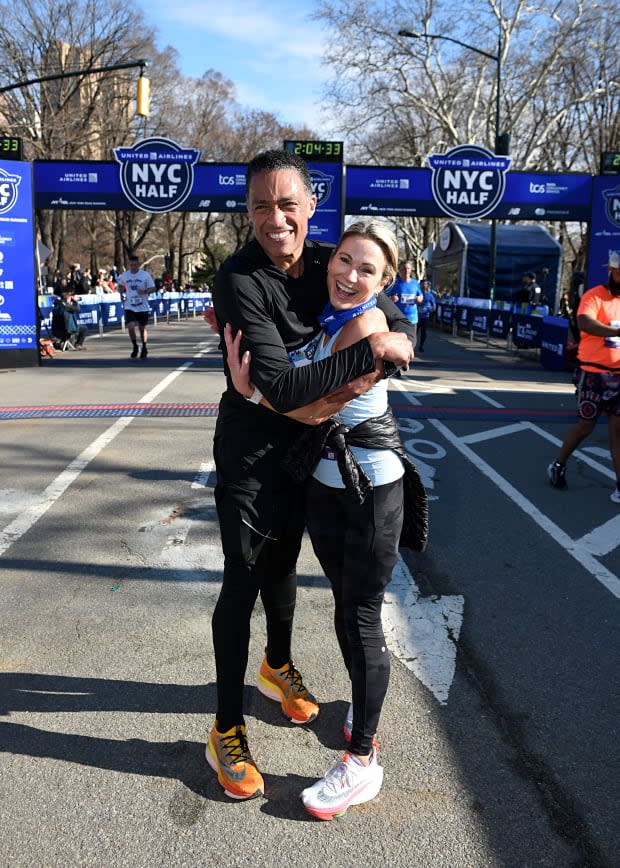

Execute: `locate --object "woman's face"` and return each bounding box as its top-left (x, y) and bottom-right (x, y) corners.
top-left (327, 234), bottom-right (387, 310)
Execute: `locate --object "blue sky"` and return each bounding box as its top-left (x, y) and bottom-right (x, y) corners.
top-left (139, 0), bottom-right (335, 135)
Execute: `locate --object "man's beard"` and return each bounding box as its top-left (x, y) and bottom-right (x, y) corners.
top-left (608, 273), bottom-right (620, 296)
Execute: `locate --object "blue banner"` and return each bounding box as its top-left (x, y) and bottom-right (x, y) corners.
top-left (489, 309), bottom-right (511, 339)
top-left (586, 176), bottom-right (620, 290)
top-left (540, 316), bottom-right (569, 370)
top-left (0, 160), bottom-right (37, 354)
top-left (33, 158), bottom-right (343, 244)
top-left (344, 166), bottom-right (592, 221)
top-left (512, 313), bottom-right (543, 349)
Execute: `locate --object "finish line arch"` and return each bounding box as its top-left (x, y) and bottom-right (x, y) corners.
top-left (1, 136), bottom-right (619, 367)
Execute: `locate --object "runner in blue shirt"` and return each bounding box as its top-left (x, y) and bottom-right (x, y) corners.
top-left (385, 260), bottom-right (423, 347)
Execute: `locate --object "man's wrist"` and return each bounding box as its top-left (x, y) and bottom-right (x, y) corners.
top-left (244, 388), bottom-right (263, 405)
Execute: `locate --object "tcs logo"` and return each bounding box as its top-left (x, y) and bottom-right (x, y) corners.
top-left (0, 168), bottom-right (21, 214)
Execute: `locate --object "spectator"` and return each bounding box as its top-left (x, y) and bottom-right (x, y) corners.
top-left (52, 291), bottom-right (88, 349)
top-left (516, 271), bottom-right (541, 307)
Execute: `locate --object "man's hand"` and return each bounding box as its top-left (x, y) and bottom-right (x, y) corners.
top-left (223, 322), bottom-right (253, 397)
top-left (203, 307), bottom-right (218, 333)
top-left (367, 331), bottom-right (414, 368)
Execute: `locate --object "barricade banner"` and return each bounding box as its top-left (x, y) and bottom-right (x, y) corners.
top-left (470, 309), bottom-right (490, 334)
top-left (540, 316), bottom-right (569, 371)
top-left (512, 313), bottom-right (543, 349)
top-left (149, 297), bottom-right (169, 317)
top-left (184, 293), bottom-right (208, 313)
top-left (456, 305), bottom-right (471, 330)
top-left (75, 302), bottom-right (100, 330)
top-left (439, 302), bottom-right (454, 326)
top-left (164, 292), bottom-right (181, 317)
top-left (489, 309), bottom-right (511, 339)
top-left (101, 300), bottom-right (123, 326)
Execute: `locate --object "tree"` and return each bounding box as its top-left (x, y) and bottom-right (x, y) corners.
top-left (313, 0), bottom-right (620, 285)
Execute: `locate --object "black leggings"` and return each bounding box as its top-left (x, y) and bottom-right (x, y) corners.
top-left (211, 485), bottom-right (306, 732)
top-left (305, 476), bottom-right (404, 756)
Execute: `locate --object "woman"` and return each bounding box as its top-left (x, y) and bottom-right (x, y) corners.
top-left (230, 220), bottom-right (426, 819)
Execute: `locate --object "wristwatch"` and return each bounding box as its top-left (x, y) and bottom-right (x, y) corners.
top-left (244, 388), bottom-right (263, 404)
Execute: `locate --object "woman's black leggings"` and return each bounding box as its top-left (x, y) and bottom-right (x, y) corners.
top-left (305, 476), bottom-right (404, 756)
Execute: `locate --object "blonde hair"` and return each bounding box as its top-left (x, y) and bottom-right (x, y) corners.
top-left (335, 219), bottom-right (399, 288)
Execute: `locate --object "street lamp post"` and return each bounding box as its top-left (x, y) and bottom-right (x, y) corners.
top-left (398, 25), bottom-right (506, 302)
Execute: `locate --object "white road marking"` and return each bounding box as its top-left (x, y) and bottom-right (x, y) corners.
top-left (460, 422), bottom-right (528, 444)
top-left (433, 412), bottom-right (620, 598)
top-left (384, 554), bottom-right (464, 705)
top-left (583, 446), bottom-right (613, 460)
top-left (577, 515), bottom-right (620, 557)
top-left (395, 381), bottom-right (620, 597)
top-left (0, 343), bottom-right (215, 558)
top-left (192, 461), bottom-right (214, 489)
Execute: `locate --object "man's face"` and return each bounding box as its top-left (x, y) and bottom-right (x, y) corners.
top-left (246, 169), bottom-right (317, 269)
top-left (399, 262), bottom-right (413, 281)
top-left (608, 267), bottom-right (620, 295)
top-left (129, 259), bottom-right (139, 273)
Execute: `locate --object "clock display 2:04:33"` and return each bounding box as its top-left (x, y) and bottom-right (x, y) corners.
top-left (0, 136), bottom-right (23, 160)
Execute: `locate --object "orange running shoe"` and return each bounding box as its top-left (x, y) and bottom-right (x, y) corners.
top-left (205, 723), bottom-right (264, 800)
top-left (257, 656), bottom-right (319, 725)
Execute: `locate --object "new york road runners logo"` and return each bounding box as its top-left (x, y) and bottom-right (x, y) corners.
top-left (309, 169), bottom-right (334, 206)
top-left (603, 184), bottom-right (620, 229)
top-left (0, 167), bottom-right (21, 215)
top-left (428, 144), bottom-right (511, 219)
top-left (114, 137), bottom-right (201, 213)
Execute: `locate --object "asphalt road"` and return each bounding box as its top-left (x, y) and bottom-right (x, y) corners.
top-left (0, 318), bottom-right (618, 867)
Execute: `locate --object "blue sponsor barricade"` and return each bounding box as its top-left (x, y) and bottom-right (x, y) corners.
top-left (512, 313), bottom-right (543, 349)
top-left (540, 316), bottom-right (569, 370)
top-left (101, 300), bottom-right (124, 326)
top-left (164, 292), bottom-right (181, 318)
top-left (75, 302), bottom-right (100, 331)
top-left (489, 309), bottom-right (511, 339)
top-left (150, 297), bottom-right (169, 318)
top-left (470, 309), bottom-right (490, 334)
top-left (438, 301), bottom-right (454, 326)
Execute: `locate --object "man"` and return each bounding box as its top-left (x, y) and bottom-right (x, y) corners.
top-left (547, 250), bottom-right (620, 504)
top-left (207, 149), bottom-right (415, 800)
top-left (385, 260), bottom-right (423, 347)
top-left (118, 254), bottom-right (154, 359)
top-left (51, 290), bottom-right (88, 350)
top-left (416, 278), bottom-right (436, 353)
top-left (516, 271), bottom-right (541, 307)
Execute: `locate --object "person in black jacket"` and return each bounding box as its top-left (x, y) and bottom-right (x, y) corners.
top-left (52, 291), bottom-right (87, 349)
top-left (206, 149), bottom-right (415, 801)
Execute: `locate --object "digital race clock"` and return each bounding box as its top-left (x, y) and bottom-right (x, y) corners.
top-left (284, 140), bottom-right (344, 162)
top-left (600, 151), bottom-right (620, 175)
top-left (0, 136), bottom-right (23, 161)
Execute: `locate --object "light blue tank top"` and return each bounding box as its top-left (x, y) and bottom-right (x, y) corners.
top-left (309, 330), bottom-right (404, 489)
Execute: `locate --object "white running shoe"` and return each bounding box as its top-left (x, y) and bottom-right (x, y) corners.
top-left (611, 488), bottom-right (620, 505)
top-left (300, 748), bottom-right (383, 820)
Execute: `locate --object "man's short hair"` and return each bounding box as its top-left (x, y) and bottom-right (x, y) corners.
top-left (246, 149), bottom-right (313, 198)
top-left (523, 271), bottom-right (536, 280)
top-left (128, 254), bottom-right (139, 262)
